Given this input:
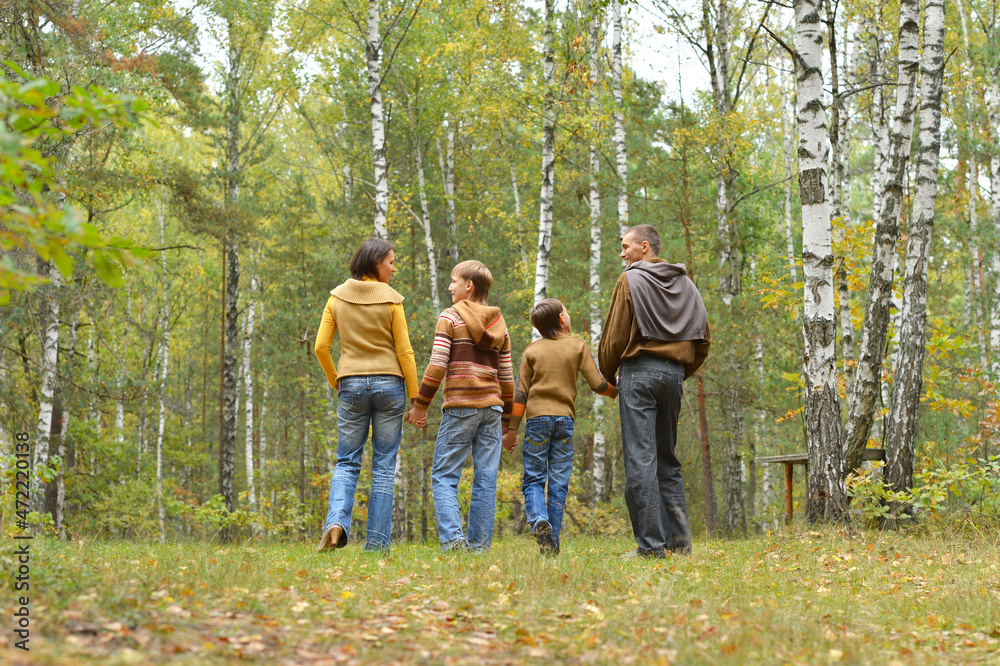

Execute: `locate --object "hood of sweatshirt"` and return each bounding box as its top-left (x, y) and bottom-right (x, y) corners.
top-left (625, 259), bottom-right (708, 342)
top-left (453, 300), bottom-right (506, 352)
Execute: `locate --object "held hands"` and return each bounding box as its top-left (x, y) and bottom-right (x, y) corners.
top-left (502, 429), bottom-right (519, 453)
top-left (406, 402), bottom-right (427, 428)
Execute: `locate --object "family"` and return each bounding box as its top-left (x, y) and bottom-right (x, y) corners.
top-left (313, 224), bottom-right (710, 559)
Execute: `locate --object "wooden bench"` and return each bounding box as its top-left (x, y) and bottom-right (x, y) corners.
top-left (755, 449), bottom-right (886, 522)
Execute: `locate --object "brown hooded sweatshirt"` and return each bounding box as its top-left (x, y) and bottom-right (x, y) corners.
top-left (415, 300), bottom-right (515, 428)
top-left (598, 258), bottom-right (711, 383)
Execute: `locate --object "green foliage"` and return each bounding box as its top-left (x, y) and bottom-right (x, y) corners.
top-left (0, 69), bottom-right (148, 302)
top-left (848, 457), bottom-right (1000, 529)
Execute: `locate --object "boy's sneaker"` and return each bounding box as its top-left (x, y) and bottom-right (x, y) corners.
top-left (534, 520), bottom-right (558, 556)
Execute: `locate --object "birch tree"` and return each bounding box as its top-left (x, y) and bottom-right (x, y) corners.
top-left (586, 1), bottom-right (607, 501)
top-left (32, 263), bottom-right (60, 515)
top-left (611, 0), bottom-right (628, 238)
top-left (436, 119), bottom-right (458, 263)
top-left (990, 74), bottom-right (1000, 379)
top-left (886, 0), bottom-right (945, 503)
top-left (156, 200), bottom-right (170, 542)
top-left (532, 0), bottom-right (557, 333)
top-left (843, 0), bottom-right (921, 474)
top-left (367, 0), bottom-right (389, 239)
top-left (794, 0), bottom-right (846, 521)
top-left (242, 270), bottom-right (258, 516)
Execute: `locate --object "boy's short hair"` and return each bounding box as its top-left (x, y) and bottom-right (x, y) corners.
top-left (453, 260), bottom-right (492, 301)
top-left (531, 299), bottom-right (564, 340)
top-left (625, 224), bottom-right (661, 256)
top-left (350, 237), bottom-right (395, 280)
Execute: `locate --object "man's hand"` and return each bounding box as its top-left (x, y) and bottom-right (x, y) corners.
top-left (406, 403), bottom-right (427, 428)
top-left (502, 430), bottom-right (518, 453)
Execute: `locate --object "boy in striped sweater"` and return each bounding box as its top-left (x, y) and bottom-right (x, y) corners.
top-left (407, 261), bottom-right (515, 552)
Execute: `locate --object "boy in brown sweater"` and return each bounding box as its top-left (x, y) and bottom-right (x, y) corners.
top-left (502, 299), bottom-right (618, 555)
top-left (407, 261), bottom-right (514, 552)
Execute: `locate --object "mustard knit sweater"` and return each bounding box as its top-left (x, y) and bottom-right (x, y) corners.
top-left (313, 278), bottom-right (419, 399)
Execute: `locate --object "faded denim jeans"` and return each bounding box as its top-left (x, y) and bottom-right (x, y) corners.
top-left (619, 355), bottom-right (692, 555)
top-left (431, 406), bottom-right (503, 551)
top-left (521, 415), bottom-right (574, 549)
top-left (324, 375), bottom-right (406, 551)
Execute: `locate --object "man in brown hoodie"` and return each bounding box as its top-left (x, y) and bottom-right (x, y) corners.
top-left (599, 224), bottom-right (710, 557)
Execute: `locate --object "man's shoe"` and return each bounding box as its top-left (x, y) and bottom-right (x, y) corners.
top-left (534, 520), bottom-right (558, 556)
top-left (622, 548), bottom-right (666, 560)
top-left (318, 524), bottom-right (346, 552)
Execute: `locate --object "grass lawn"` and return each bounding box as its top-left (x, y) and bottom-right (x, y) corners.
top-left (2, 526), bottom-right (999, 664)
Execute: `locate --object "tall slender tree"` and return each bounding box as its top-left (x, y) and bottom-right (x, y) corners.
top-left (886, 0), bottom-right (946, 504)
top-left (844, 0), bottom-right (921, 473)
top-left (794, 0), bottom-right (846, 521)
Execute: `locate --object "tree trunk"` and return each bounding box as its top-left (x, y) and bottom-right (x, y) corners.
top-left (990, 73), bottom-right (1000, 378)
top-left (611, 0), bottom-right (628, 239)
top-left (532, 0), bottom-right (556, 334)
top-left (782, 89), bottom-right (798, 286)
top-left (413, 125), bottom-right (441, 310)
top-left (156, 201), bottom-right (170, 543)
top-left (587, 4), bottom-right (606, 503)
top-left (221, 241), bottom-right (239, 527)
top-left (843, 0), bottom-right (920, 474)
top-left (794, 0), bottom-right (847, 522)
top-left (258, 298), bottom-right (268, 477)
top-left (869, 4), bottom-right (890, 224)
top-left (243, 272), bottom-right (258, 516)
top-left (32, 262), bottom-right (60, 515)
top-left (367, 0), bottom-right (389, 239)
top-left (886, 0), bottom-right (945, 505)
top-left (87, 324), bottom-right (100, 436)
top-left (435, 119), bottom-right (458, 263)
top-left (508, 159), bottom-right (528, 265)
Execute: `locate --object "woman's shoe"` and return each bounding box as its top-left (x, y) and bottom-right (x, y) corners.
top-left (318, 524), bottom-right (346, 552)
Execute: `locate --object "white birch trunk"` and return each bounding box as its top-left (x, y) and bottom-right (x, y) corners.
top-left (794, 0), bottom-right (846, 522)
top-left (87, 324), bottom-right (100, 436)
top-left (782, 90), bottom-right (798, 286)
top-left (32, 264), bottom-right (60, 513)
top-left (989, 74), bottom-right (1000, 378)
top-left (532, 0), bottom-right (556, 340)
top-left (258, 299), bottom-right (268, 475)
top-left (869, 3), bottom-right (890, 224)
top-left (611, 0), bottom-right (628, 238)
top-left (414, 131), bottom-right (441, 310)
top-left (587, 5), bottom-right (606, 502)
top-left (886, 0), bottom-right (945, 499)
top-left (367, 0), bottom-right (389, 240)
top-left (843, 0), bottom-right (920, 473)
top-left (156, 203), bottom-right (170, 542)
top-left (436, 128), bottom-right (459, 263)
top-left (243, 272), bottom-right (258, 514)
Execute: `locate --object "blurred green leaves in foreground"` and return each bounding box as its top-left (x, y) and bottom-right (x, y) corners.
top-left (1, 62), bottom-right (150, 304)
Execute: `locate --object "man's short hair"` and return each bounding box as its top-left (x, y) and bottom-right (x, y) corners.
top-left (531, 298), bottom-right (564, 340)
top-left (625, 224), bottom-right (661, 256)
top-left (350, 237), bottom-right (395, 280)
top-left (453, 260), bottom-right (492, 301)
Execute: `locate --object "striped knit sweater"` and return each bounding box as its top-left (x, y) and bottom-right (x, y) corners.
top-left (415, 300), bottom-right (515, 428)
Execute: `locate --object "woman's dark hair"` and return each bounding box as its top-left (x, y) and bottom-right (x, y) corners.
top-left (350, 237), bottom-right (395, 280)
top-left (531, 298), bottom-right (564, 340)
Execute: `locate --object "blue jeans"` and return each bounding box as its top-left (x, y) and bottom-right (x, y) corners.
top-left (324, 375), bottom-right (406, 551)
top-left (521, 416), bottom-right (574, 548)
top-left (431, 406), bottom-right (502, 551)
top-left (619, 355), bottom-right (692, 555)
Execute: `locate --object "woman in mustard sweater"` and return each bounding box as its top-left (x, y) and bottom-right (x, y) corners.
top-left (314, 237), bottom-right (419, 552)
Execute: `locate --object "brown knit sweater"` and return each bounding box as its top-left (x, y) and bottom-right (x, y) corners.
top-left (414, 300), bottom-right (515, 428)
top-left (508, 335), bottom-right (618, 433)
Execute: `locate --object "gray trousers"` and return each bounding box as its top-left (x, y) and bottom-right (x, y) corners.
top-left (619, 354), bottom-right (692, 554)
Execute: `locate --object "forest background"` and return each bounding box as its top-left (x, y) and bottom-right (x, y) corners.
top-left (2, 0), bottom-right (999, 545)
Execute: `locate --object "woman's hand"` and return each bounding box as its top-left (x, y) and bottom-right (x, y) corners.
top-left (406, 404), bottom-right (427, 428)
